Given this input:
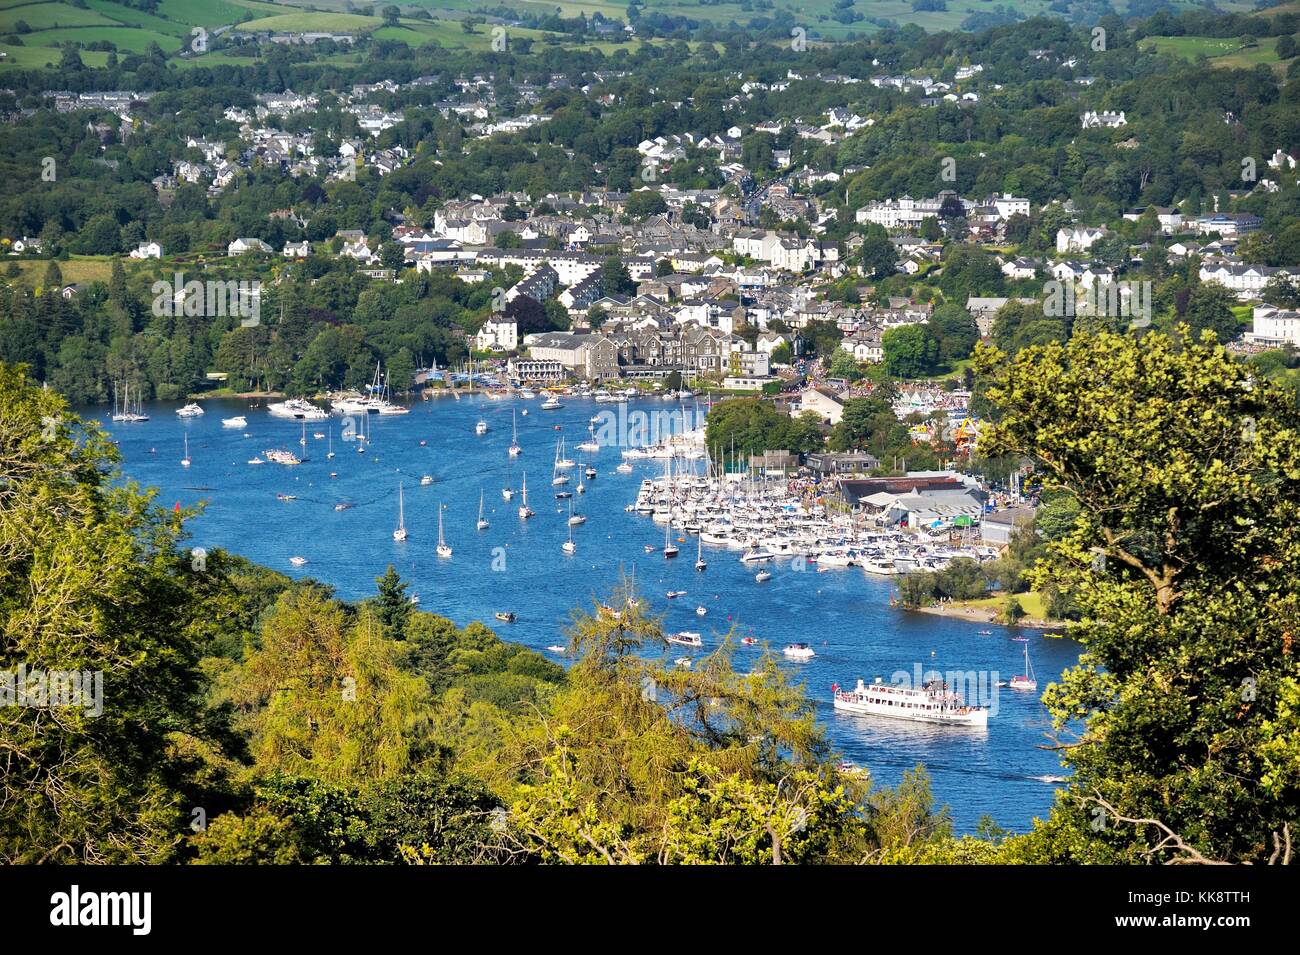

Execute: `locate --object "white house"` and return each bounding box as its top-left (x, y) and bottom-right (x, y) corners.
top-left (129, 241), bottom-right (163, 260)
top-left (475, 317), bottom-right (519, 352)
top-left (228, 237), bottom-right (273, 256)
top-left (283, 240), bottom-right (310, 258)
top-left (1056, 226), bottom-right (1107, 254)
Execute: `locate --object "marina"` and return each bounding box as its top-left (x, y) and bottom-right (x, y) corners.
top-left (92, 391), bottom-right (1080, 834)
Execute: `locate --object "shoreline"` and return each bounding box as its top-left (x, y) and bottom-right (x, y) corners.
top-left (905, 602), bottom-right (1068, 632)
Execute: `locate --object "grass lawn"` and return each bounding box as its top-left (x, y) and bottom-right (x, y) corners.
top-left (950, 590), bottom-right (1050, 620)
top-left (6, 255), bottom-right (119, 288)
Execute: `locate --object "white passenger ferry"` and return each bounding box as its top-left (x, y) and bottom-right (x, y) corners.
top-left (832, 677), bottom-right (988, 727)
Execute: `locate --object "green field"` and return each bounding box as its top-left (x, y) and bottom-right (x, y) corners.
top-left (1, 0), bottom-right (1289, 71)
top-left (1139, 34), bottom-right (1288, 74)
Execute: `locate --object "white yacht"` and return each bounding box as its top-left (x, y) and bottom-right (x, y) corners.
top-left (476, 419), bottom-right (489, 435)
top-left (783, 643), bottom-right (816, 660)
top-left (268, 398), bottom-right (328, 420)
top-left (176, 403), bottom-right (204, 418)
top-left (221, 416), bottom-right (247, 429)
top-left (833, 678), bottom-right (988, 727)
top-left (540, 395), bottom-right (562, 410)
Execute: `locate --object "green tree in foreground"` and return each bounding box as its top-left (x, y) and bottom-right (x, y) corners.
top-left (0, 364), bottom-right (238, 862)
top-left (975, 331), bottom-right (1300, 863)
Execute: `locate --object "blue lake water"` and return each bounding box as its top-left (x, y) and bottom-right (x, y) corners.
top-left (90, 393), bottom-right (1079, 834)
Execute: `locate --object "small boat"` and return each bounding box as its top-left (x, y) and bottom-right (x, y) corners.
top-left (394, 482), bottom-right (408, 542)
top-left (675, 657), bottom-right (692, 668)
top-left (181, 434), bottom-right (191, 468)
top-left (264, 449), bottom-right (301, 466)
top-left (248, 457), bottom-right (264, 465)
top-left (755, 570), bottom-right (772, 583)
top-left (541, 395), bottom-right (562, 410)
top-left (222, 416), bottom-right (247, 429)
top-left (563, 501), bottom-right (578, 553)
top-left (977, 629), bottom-right (994, 636)
top-left (666, 590), bottom-right (687, 599)
top-left (783, 643), bottom-right (816, 660)
top-left (695, 606), bottom-right (708, 617)
top-left (568, 512), bottom-right (586, 526)
top-left (176, 403), bottom-right (204, 418)
top-left (667, 631), bottom-right (702, 647)
top-left (508, 410), bottom-right (522, 457)
top-left (555, 490), bottom-right (572, 499)
top-left (409, 595), bottom-right (420, 606)
top-left (334, 503), bottom-right (353, 511)
top-left (313, 432), bottom-right (324, 440)
top-left (276, 493), bottom-right (296, 501)
top-left (476, 489), bottom-right (490, 530)
top-left (420, 475), bottom-right (434, 486)
top-left (663, 516), bottom-right (678, 559)
top-left (742, 636), bottom-right (758, 646)
top-left (475, 419), bottom-right (488, 435)
top-left (616, 462), bottom-right (633, 474)
top-left (518, 472), bottom-right (534, 519)
top-left (585, 466), bottom-right (597, 480)
top-left (644, 544), bottom-right (657, 553)
top-left (289, 556), bottom-right (308, 567)
top-left (547, 645), bottom-right (567, 654)
top-left (497, 612), bottom-right (517, 623)
top-left (1009, 642), bottom-right (1038, 691)
top-left (435, 503), bottom-right (452, 558)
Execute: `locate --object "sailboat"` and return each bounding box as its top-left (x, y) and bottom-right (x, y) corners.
top-left (327, 430), bottom-right (335, 459)
top-left (393, 482), bottom-right (408, 541)
top-left (1009, 640), bottom-right (1038, 691)
top-left (518, 472), bottom-right (534, 519)
top-left (181, 433), bottom-right (191, 468)
top-left (576, 458), bottom-right (586, 494)
top-left (562, 501), bottom-right (577, 555)
top-left (551, 440), bottom-right (570, 486)
top-left (695, 532), bottom-right (707, 572)
top-left (508, 409), bottom-right (521, 457)
top-left (576, 422), bottom-right (599, 454)
top-left (436, 503), bottom-right (452, 558)
top-left (663, 510), bottom-right (678, 559)
top-left (477, 489), bottom-right (490, 530)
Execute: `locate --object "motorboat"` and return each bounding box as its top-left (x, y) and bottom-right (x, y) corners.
top-left (222, 416), bottom-right (247, 429)
top-left (783, 643), bottom-right (816, 660)
top-left (667, 631), bottom-right (703, 648)
top-left (176, 403), bottom-right (204, 417)
top-left (268, 398), bottom-right (328, 420)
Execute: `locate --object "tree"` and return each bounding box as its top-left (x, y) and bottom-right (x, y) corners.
top-left (600, 257), bottom-right (636, 296)
top-left (374, 565), bottom-right (411, 635)
top-left (625, 190), bottom-right (668, 219)
top-left (829, 394), bottom-right (895, 452)
top-left (1181, 282), bottom-right (1240, 342)
top-left (882, 324), bottom-right (939, 379)
top-left (771, 341), bottom-right (793, 365)
top-left (380, 242), bottom-right (406, 272)
top-left (828, 347), bottom-right (861, 380)
top-left (975, 331), bottom-right (1300, 862)
top-left (859, 234), bottom-right (899, 279)
top-left (0, 364), bottom-right (240, 862)
top-left (927, 303), bottom-right (979, 364)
